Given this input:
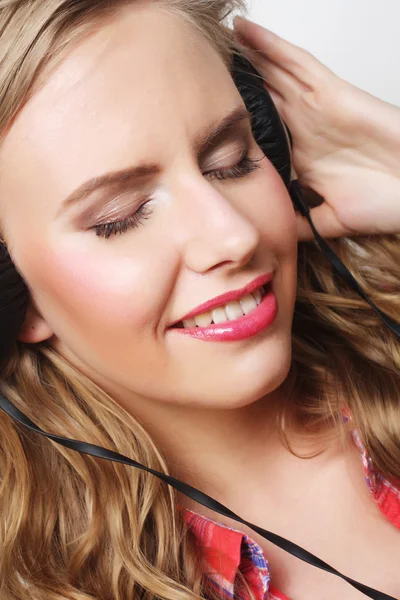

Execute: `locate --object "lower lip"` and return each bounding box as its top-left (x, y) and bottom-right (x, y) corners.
top-left (169, 285), bottom-right (278, 342)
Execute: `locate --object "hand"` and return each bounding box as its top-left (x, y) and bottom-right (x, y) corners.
top-left (234, 16), bottom-right (400, 241)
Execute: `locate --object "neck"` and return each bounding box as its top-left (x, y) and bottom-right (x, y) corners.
top-left (115, 386), bottom-right (340, 517)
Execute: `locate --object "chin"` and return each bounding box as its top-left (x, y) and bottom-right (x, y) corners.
top-left (192, 337), bottom-right (293, 410)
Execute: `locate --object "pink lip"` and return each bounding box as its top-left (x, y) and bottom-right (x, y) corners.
top-left (171, 272), bottom-right (274, 326)
top-left (169, 284), bottom-right (278, 342)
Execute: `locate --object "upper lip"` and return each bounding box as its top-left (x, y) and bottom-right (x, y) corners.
top-left (170, 272), bottom-right (274, 326)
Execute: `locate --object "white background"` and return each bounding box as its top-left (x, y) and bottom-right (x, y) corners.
top-left (246, 0), bottom-right (400, 106)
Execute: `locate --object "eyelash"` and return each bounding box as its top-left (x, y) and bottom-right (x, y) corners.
top-left (93, 153), bottom-right (263, 239)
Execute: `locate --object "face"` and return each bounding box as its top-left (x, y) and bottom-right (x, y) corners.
top-left (0, 4), bottom-right (298, 412)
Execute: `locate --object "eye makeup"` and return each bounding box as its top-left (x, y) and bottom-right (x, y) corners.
top-left (91, 149), bottom-right (262, 239)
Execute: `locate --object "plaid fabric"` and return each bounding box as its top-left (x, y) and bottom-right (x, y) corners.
top-left (352, 428), bottom-right (400, 528)
top-left (183, 430), bottom-right (400, 600)
top-left (184, 508), bottom-right (273, 600)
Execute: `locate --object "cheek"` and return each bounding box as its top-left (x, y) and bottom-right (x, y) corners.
top-left (248, 162), bottom-right (298, 256)
top-left (23, 236), bottom-right (170, 336)
top-left (248, 164), bottom-right (298, 313)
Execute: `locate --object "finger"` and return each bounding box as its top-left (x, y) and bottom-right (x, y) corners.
top-left (296, 203), bottom-right (356, 242)
top-left (234, 16), bottom-right (333, 85)
top-left (261, 61), bottom-right (308, 101)
top-left (264, 85), bottom-right (285, 113)
top-left (236, 41), bottom-right (311, 104)
top-left (233, 44), bottom-right (298, 105)
top-left (233, 48), bottom-right (288, 112)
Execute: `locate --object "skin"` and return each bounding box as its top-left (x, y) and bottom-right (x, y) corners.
top-left (1, 5), bottom-right (399, 599)
top-left (0, 4), bottom-right (297, 482)
top-left (234, 16), bottom-right (400, 240)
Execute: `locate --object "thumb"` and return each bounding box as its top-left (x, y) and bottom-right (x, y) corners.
top-left (296, 203), bottom-right (355, 242)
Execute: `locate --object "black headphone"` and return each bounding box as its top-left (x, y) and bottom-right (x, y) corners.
top-left (0, 53), bottom-right (398, 600)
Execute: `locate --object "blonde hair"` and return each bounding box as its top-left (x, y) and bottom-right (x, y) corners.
top-left (0, 1), bottom-right (399, 599)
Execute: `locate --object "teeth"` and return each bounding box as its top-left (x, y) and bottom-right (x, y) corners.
top-left (183, 318), bottom-right (196, 328)
top-left (226, 300), bottom-right (244, 321)
top-left (212, 306), bottom-right (228, 324)
top-left (194, 312), bottom-right (213, 327)
top-left (253, 289), bottom-right (262, 305)
top-left (240, 294), bottom-right (258, 314)
top-left (180, 285), bottom-right (267, 329)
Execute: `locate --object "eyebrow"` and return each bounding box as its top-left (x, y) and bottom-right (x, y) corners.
top-left (59, 105), bottom-right (252, 214)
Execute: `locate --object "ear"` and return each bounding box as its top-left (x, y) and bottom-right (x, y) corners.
top-left (17, 298), bottom-right (54, 344)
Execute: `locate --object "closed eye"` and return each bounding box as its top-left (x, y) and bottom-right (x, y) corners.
top-left (92, 152), bottom-right (263, 239)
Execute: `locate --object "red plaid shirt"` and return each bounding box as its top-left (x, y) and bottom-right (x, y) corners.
top-left (183, 430), bottom-right (400, 600)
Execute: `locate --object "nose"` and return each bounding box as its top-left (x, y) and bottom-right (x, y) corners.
top-left (177, 174), bottom-right (261, 274)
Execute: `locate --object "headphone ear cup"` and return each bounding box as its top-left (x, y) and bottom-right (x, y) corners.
top-left (0, 243), bottom-right (29, 365)
top-left (231, 53), bottom-right (292, 190)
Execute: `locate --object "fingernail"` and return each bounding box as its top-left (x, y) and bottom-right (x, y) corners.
top-left (234, 16), bottom-right (274, 36)
top-left (234, 15), bottom-right (251, 26)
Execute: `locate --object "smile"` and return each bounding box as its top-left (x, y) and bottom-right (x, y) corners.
top-left (175, 284), bottom-right (267, 329)
top-left (169, 282), bottom-right (278, 342)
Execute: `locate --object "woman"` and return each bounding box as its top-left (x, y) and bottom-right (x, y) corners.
top-left (0, 2), bottom-right (398, 599)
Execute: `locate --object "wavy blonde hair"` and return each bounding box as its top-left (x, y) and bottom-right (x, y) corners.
top-left (0, 1), bottom-right (399, 599)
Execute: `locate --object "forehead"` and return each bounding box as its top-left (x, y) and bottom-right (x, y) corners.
top-left (0, 4), bottom-right (239, 221)
top-left (0, 5), bottom-right (238, 175)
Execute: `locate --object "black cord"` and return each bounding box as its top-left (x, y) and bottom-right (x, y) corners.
top-left (0, 393), bottom-right (396, 600)
top-left (290, 180), bottom-right (400, 338)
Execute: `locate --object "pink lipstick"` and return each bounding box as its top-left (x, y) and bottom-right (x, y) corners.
top-left (169, 273), bottom-right (278, 342)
